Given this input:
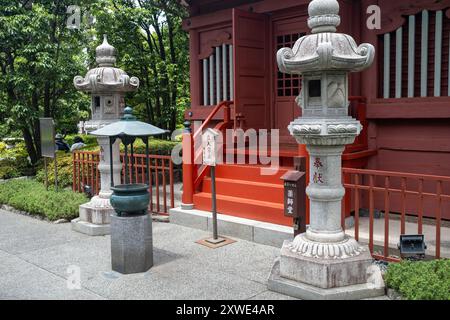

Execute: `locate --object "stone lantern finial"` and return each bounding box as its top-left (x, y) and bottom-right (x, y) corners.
top-left (308, 0), bottom-right (341, 34)
top-left (96, 34), bottom-right (117, 67)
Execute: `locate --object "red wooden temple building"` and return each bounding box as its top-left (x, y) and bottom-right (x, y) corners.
top-left (179, 0), bottom-right (450, 228)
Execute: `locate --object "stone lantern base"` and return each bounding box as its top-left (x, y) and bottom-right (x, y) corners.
top-left (268, 239), bottom-right (385, 300)
top-left (71, 196), bottom-right (113, 236)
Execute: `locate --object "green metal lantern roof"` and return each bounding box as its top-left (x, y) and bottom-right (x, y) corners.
top-left (90, 107), bottom-right (167, 138)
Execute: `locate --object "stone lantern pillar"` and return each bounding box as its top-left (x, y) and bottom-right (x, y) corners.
top-left (268, 0), bottom-right (385, 299)
top-left (71, 35), bottom-right (139, 236)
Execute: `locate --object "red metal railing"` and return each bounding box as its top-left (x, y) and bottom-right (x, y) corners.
top-left (193, 101), bottom-right (233, 189)
top-left (73, 151), bottom-right (100, 195)
top-left (73, 151), bottom-right (175, 215)
top-left (182, 101), bottom-right (233, 206)
top-left (342, 167), bottom-right (450, 262)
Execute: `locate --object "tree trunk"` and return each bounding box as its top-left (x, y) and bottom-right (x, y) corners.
top-left (22, 127), bottom-right (38, 165)
top-left (44, 82), bottom-right (51, 117)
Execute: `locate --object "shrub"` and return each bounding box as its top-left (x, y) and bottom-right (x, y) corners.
top-left (0, 161), bottom-right (21, 179)
top-left (65, 134), bottom-right (98, 148)
top-left (385, 259), bottom-right (450, 300)
top-left (83, 138), bottom-right (178, 156)
top-left (0, 179), bottom-right (87, 221)
top-left (0, 142), bottom-right (33, 179)
top-left (127, 138), bottom-right (178, 156)
top-left (0, 142), bottom-right (6, 154)
top-left (35, 152), bottom-right (73, 189)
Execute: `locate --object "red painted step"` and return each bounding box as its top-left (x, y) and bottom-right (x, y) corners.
top-left (193, 192), bottom-right (291, 226)
top-left (202, 177), bottom-right (284, 203)
top-left (214, 164), bottom-right (290, 184)
top-left (193, 163), bottom-right (294, 226)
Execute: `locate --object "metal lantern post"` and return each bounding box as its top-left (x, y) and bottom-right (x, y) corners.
top-left (90, 106), bottom-right (166, 274)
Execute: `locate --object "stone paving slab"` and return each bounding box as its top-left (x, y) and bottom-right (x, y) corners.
top-left (0, 251), bottom-right (103, 300)
top-left (82, 256), bottom-right (267, 300)
top-left (0, 209), bottom-right (388, 300)
top-left (0, 209), bottom-right (274, 300)
top-left (0, 210), bottom-right (86, 255)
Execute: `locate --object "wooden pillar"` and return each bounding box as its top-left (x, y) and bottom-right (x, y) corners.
top-left (182, 121), bottom-right (195, 209)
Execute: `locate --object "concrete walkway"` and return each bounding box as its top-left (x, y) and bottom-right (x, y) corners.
top-left (0, 208), bottom-right (296, 300)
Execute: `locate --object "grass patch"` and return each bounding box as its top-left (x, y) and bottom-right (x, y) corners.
top-left (0, 179), bottom-right (87, 221)
top-left (385, 259), bottom-right (450, 300)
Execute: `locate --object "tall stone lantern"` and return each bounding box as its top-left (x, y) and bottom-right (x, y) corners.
top-left (268, 0), bottom-right (384, 299)
top-left (71, 35), bottom-right (139, 236)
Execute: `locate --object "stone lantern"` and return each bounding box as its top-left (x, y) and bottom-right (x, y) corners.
top-left (268, 0), bottom-right (384, 299)
top-left (71, 35), bottom-right (139, 236)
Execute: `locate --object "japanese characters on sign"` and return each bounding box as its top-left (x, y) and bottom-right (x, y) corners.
top-left (281, 170), bottom-right (306, 219)
top-left (202, 128), bottom-right (220, 167)
top-left (285, 183), bottom-right (297, 216)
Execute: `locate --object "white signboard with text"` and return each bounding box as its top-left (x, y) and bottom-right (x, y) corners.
top-left (202, 128), bottom-right (220, 167)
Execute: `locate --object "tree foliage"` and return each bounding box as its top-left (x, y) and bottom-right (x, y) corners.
top-left (0, 0), bottom-right (189, 165)
top-left (0, 0), bottom-right (92, 164)
top-left (91, 0), bottom-right (190, 131)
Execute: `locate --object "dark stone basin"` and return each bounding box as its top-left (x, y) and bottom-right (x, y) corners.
top-left (110, 184), bottom-right (149, 216)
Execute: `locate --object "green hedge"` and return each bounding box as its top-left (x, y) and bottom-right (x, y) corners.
top-left (64, 134), bottom-right (98, 148)
top-left (120, 138), bottom-right (178, 155)
top-left (0, 179), bottom-right (87, 221)
top-left (0, 142), bottom-right (33, 179)
top-left (385, 259), bottom-right (450, 300)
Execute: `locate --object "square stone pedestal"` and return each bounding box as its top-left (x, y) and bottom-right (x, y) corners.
top-left (268, 240), bottom-right (385, 300)
top-left (71, 200), bottom-right (114, 236)
top-left (111, 213), bottom-right (153, 274)
top-left (280, 241), bottom-right (373, 288)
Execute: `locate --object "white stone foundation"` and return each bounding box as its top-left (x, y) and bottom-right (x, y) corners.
top-left (72, 137), bottom-right (121, 236)
top-left (268, 259), bottom-right (385, 300)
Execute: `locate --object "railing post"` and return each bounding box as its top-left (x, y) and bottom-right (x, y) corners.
top-left (181, 121), bottom-right (195, 210)
top-left (72, 152), bottom-right (77, 192)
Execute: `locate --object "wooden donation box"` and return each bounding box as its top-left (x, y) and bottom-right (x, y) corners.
top-left (281, 170), bottom-right (306, 236)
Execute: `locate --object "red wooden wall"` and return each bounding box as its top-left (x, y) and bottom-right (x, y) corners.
top-left (184, 0), bottom-right (450, 219)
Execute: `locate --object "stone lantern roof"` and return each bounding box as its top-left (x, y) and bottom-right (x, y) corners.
top-left (74, 35), bottom-right (139, 93)
top-left (277, 0), bottom-right (375, 74)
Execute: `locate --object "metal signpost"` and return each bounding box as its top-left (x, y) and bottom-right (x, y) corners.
top-left (202, 129), bottom-right (226, 245)
top-left (39, 118), bottom-right (57, 191)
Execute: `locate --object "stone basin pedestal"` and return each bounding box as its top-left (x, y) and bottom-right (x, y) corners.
top-left (109, 183), bottom-right (153, 274)
top-left (111, 213), bottom-right (153, 274)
